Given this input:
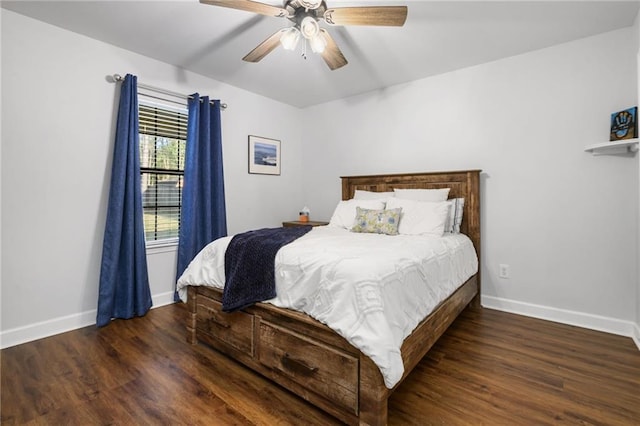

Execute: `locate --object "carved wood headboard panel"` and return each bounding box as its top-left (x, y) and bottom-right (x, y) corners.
top-left (340, 170), bottom-right (481, 281)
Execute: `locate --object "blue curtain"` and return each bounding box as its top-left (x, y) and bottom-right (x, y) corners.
top-left (97, 74), bottom-right (152, 327)
top-left (176, 95), bottom-right (227, 297)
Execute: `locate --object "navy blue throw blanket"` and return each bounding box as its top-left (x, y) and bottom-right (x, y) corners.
top-left (222, 226), bottom-right (312, 312)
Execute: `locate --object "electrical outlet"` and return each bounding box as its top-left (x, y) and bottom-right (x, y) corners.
top-left (499, 264), bottom-right (510, 279)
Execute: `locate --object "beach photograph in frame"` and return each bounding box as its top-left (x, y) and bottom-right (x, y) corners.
top-left (248, 135), bottom-right (281, 175)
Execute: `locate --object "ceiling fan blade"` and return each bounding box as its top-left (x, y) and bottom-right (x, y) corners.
top-left (200, 0), bottom-right (288, 18)
top-left (242, 29), bottom-right (285, 63)
top-left (319, 29), bottom-right (347, 71)
top-left (324, 6), bottom-right (408, 27)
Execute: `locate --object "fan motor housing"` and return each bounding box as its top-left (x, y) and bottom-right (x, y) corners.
top-left (285, 0), bottom-right (327, 23)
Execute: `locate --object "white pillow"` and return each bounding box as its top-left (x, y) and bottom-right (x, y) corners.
top-left (393, 188), bottom-right (450, 202)
top-left (329, 199), bottom-right (386, 230)
top-left (386, 198), bottom-right (450, 237)
top-left (353, 189), bottom-right (395, 200)
top-left (444, 198), bottom-right (465, 233)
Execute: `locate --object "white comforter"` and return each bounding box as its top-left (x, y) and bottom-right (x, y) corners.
top-left (177, 225), bottom-right (478, 388)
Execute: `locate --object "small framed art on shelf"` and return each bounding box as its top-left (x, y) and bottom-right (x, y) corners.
top-left (610, 107), bottom-right (637, 141)
top-left (248, 135), bottom-right (281, 175)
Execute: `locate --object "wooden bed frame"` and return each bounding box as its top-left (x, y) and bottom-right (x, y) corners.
top-left (186, 170), bottom-right (481, 425)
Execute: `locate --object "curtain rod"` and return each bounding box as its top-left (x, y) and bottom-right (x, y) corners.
top-left (112, 74), bottom-right (227, 110)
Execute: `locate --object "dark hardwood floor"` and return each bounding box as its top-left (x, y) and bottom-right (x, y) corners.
top-left (2, 303), bottom-right (639, 425)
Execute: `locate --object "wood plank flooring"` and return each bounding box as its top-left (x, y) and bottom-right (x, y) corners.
top-left (2, 304), bottom-right (639, 425)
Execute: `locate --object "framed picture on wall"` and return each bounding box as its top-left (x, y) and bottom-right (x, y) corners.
top-left (248, 135), bottom-right (281, 175)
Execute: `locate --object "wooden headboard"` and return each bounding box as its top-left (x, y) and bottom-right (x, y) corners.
top-left (341, 170), bottom-right (481, 287)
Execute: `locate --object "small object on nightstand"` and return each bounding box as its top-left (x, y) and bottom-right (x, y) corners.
top-left (299, 205), bottom-right (310, 222)
top-left (283, 220), bottom-right (329, 228)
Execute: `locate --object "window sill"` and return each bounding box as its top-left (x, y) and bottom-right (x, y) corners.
top-left (146, 239), bottom-right (178, 254)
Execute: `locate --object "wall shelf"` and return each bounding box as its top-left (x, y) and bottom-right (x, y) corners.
top-left (584, 139), bottom-right (639, 155)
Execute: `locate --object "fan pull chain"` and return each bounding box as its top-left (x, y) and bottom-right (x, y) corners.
top-left (301, 38), bottom-right (308, 60)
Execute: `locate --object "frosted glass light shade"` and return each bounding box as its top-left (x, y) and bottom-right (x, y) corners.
top-left (309, 34), bottom-right (326, 53)
top-left (280, 27), bottom-right (301, 51)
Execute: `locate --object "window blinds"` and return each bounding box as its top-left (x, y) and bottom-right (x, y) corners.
top-left (139, 104), bottom-right (188, 140)
top-left (139, 101), bottom-right (188, 243)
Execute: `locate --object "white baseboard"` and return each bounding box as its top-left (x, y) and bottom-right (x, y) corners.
top-left (152, 290), bottom-right (178, 308)
top-left (0, 291), bottom-right (177, 349)
top-left (482, 295), bottom-right (639, 343)
top-left (0, 309), bottom-right (97, 350)
top-left (3, 292), bottom-right (637, 351)
top-left (633, 322), bottom-right (640, 351)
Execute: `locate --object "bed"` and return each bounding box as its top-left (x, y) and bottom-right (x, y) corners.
top-left (182, 170), bottom-right (481, 425)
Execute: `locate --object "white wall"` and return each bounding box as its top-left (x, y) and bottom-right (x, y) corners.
top-left (0, 10), bottom-right (305, 347)
top-left (0, 7), bottom-right (4, 338)
top-left (635, 10), bottom-right (640, 349)
top-left (3, 9), bottom-right (640, 348)
top-left (302, 27), bottom-right (639, 337)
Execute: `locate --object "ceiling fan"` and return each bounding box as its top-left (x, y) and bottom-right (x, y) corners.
top-left (200, 0), bottom-right (408, 70)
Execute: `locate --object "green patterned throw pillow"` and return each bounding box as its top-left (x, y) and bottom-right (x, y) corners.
top-left (351, 207), bottom-right (402, 235)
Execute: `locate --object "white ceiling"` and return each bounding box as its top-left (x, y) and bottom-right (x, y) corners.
top-left (3, 1), bottom-right (639, 108)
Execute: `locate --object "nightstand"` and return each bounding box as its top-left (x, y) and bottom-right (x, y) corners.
top-left (282, 220), bottom-right (329, 227)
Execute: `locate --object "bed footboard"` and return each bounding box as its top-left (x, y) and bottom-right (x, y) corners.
top-left (187, 285), bottom-right (365, 424)
top-left (186, 287), bottom-right (198, 344)
top-left (185, 275), bottom-right (477, 425)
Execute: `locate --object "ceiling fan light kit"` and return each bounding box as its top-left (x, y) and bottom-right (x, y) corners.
top-left (200, 0), bottom-right (407, 70)
top-left (281, 15), bottom-right (326, 54)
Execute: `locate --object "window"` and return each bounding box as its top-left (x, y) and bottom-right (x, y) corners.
top-left (139, 101), bottom-right (188, 245)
